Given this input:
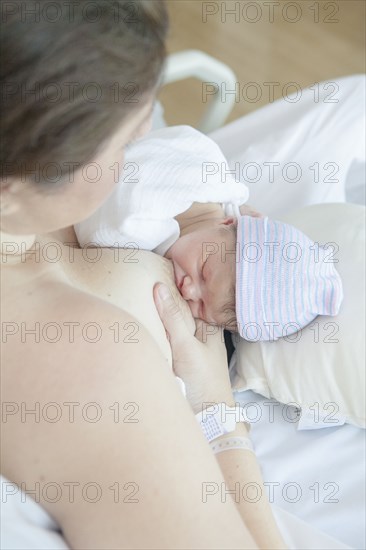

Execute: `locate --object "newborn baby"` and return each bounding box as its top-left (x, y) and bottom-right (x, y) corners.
top-left (165, 204), bottom-right (343, 341)
top-left (75, 125), bottom-right (343, 341)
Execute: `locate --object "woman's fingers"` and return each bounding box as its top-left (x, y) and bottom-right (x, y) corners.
top-left (153, 283), bottom-right (192, 349)
top-left (154, 284), bottom-right (233, 412)
top-left (239, 203), bottom-right (265, 218)
top-left (195, 319), bottom-right (224, 350)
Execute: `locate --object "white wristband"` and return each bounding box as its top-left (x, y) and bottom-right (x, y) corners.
top-left (210, 436), bottom-right (254, 455)
top-left (195, 403), bottom-right (250, 443)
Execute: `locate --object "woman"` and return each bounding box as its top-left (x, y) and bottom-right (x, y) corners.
top-left (1, 1), bottom-right (286, 548)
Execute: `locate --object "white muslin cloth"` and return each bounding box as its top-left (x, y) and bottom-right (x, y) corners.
top-left (75, 125), bottom-right (249, 255)
top-left (0, 476), bottom-right (68, 550)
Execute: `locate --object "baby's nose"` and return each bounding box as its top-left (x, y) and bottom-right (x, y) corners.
top-left (181, 275), bottom-right (200, 302)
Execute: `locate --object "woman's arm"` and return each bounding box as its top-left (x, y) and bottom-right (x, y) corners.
top-left (2, 289), bottom-right (257, 549)
top-left (154, 284), bottom-right (287, 549)
top-left (213, 423), bottom-right (286, 549)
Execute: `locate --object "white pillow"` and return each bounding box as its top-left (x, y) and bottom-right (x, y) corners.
top-left (231, 203), bottom-right (365, 429)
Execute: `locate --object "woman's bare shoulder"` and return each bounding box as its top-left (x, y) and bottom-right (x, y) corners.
top-left (1, 281), bottom-right (171, 494)
top-left (2, 279), bottom-right (167, 391)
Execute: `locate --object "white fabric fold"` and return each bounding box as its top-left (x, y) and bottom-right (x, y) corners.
top-left (75, 125), bottom-right (249, 255)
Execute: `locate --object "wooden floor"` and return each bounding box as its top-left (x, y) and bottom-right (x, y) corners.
top-left (159, 0), bottom-right (365, 128)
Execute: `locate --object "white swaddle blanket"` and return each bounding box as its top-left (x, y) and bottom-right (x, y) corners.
top-left (75, 125), bottom-right (249, 255)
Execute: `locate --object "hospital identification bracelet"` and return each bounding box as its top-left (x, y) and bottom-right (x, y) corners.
top-left (210, 436), bottom-right (254, 455)
top-left (195, 403), bottom-right (251, 443)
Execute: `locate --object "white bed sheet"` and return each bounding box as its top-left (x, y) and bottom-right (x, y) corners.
top-left (209, 75), bottom-right (365, 218)
top-left (233, 389), bottom-right (365, 549)
top-left (271, 505), bottom-right (352, 549)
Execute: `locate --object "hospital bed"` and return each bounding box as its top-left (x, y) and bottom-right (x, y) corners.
top-left (158, 54), bottom-right (366, 550)
top-left (1, 52), bottom-right (365, 550)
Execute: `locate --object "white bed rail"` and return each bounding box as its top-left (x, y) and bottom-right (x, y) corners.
top-left (162, 49), bottom-right (238, 133)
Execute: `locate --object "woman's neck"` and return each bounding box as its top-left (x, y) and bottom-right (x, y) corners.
top-left (0, 231), bottom-right (36, 264)
top-left (0, 226), bottom-right (79, 266)
top-left (46, 225), bottom-right (79, 247)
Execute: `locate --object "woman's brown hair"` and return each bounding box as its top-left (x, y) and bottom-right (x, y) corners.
top-left (1, 0), bottom-right (168, 188)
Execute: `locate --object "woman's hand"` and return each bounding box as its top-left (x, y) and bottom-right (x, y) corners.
top-left (239, 203), bottom-right (264, 218)
top-left (153, 283), bottom-right (235, 414)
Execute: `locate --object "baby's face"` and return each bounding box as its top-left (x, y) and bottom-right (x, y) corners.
top-left (165, 220), bottom-right (236, 327)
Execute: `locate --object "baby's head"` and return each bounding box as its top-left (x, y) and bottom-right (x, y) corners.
top-left (165, 217), bottom-right (238, 329)
top-left (166, 215), bottom-right (343, 340)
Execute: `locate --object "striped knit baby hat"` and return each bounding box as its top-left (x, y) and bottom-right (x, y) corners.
top-left (235, 216), bottom-right (343, 341)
